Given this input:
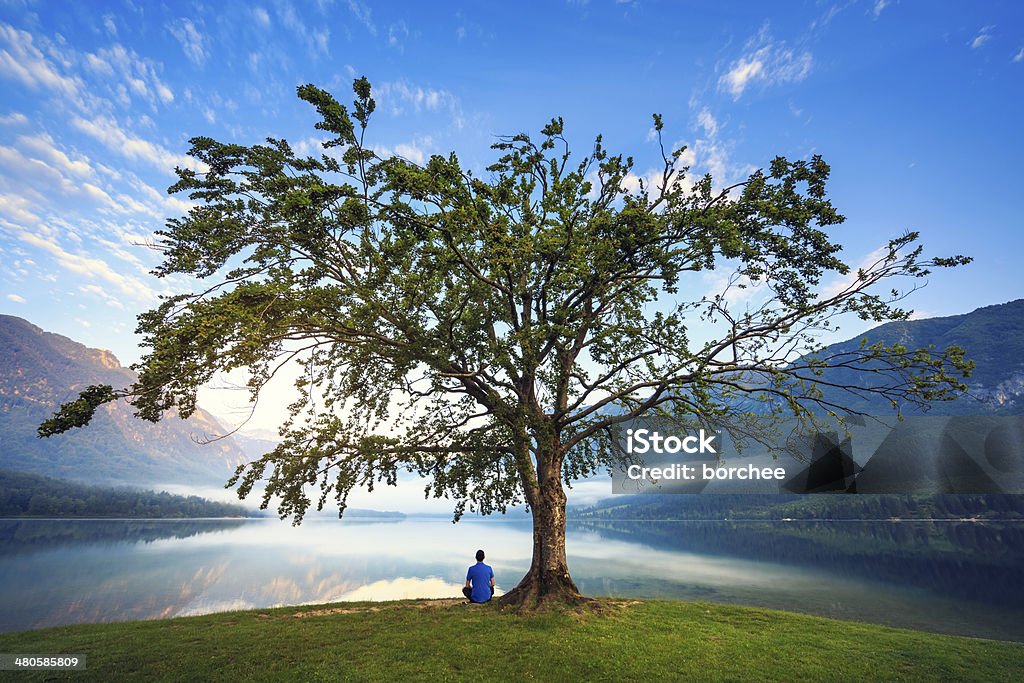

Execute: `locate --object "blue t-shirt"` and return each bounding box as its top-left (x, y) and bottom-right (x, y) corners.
top-left (466, 562), bottom-right (494, 602)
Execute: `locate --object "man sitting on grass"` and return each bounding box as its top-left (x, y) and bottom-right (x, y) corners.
top-left (463, 549), bottom-right (495, 603)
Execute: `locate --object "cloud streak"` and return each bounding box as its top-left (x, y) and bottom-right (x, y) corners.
top-left (970, 26), bottom-right (995, 50)
top-left (0, 24), bottom-right (84, 103)
top-left (168, 18), bottom-right (208, 65)
top-left (7, 224), bottom-right (154, 300)
top-left (71, 115), bottom-right (205, 172)
top-left (719, 26), bottom-right (813, 100)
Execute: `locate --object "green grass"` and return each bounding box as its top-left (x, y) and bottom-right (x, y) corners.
top-left (0, 599), bottom-right (1021, 681)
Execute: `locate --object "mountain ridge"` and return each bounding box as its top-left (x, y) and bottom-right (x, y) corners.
top-left (3, 298), bottom-right (1021, 489)
top-left (809, 298), bottom-right (1024, 415)
top-left (0, 314), bottom-right (248, 487)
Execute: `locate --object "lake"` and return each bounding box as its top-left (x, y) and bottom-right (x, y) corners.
top-left (1, 517), bottom-right (1022, 641)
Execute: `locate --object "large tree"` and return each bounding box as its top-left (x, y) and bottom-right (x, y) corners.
top-left (41, 78), bottom-right (971, 608)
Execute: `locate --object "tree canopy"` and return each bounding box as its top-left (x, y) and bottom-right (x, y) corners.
top-left (41, 77), bottom-right (972, 607)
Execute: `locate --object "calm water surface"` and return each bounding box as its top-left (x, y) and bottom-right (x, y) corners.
top-left (1, 517), bottom-right (1021, 641)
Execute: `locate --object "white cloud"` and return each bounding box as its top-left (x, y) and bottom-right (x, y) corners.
top-left (393, 143), bottom-right (425, 164)
top-left (275, 0), bottom-right (329, 55)
top-left (79, 283), bottom-right (125, 309)
top-left (388, 21), bottom-right (409, 50)
top-left (17, 133), bottom-right (93, 178)
top-left (335, 577), bottom-right (466, 602)
top-left (128, 76), bottom-right (148, 97)
top-left (313, 30), bottom-right (330, 54)
top-left (102, 15), bottom-right (118, 37)
top-left (292, 136), bottom-right (327, 159)
top-left (808, 4), bottom-right (843, 32)
top-left (1, 26), bottom-right (172, 117)
top-left (81, 182), bottom-right (118, 207)
top-left (0, 24), bottom-right (84, 103)
top-left (699, 141), bottom-right (735, 185)
top-left (370, 136), bottom-right (433, 165)
top-left (375, 80), bottom-right (458, 116)
top-left (253, 7), bottom-right (271, 27)
top-left (111, 190), bottom-right (158, 217)
top-left (346, 0), bottom-right (377, 36)
top-left (619, 169), bottom-right (666, 196)
top-left (276, 0), bottom-right (304, 33)
top-left (872, 0), bottom-right (888, 19)
top-left (155, 81), bottom-right (174, 104)
top-left (820, 246), bottom-right (888, 301)
top-left (84, 52), bottom-right (114, 76)
top-left (620, 101), bottom-right (756, 206)
top-left (677, 145), bottom-right (698, 169)
top-left (719, 27), bottom-right (813, 100)
top-left (126, 175), bottom-right (195, 216)
top-left (5, 293), bottom-right (26, 304)
top-left (1013, 47), bottom-right (1023, 63)
top-left (721, 57), bottom-right (764, 99)
top-left (0, 193), bottom-right (41, 225)
top-left (702, 268), bottom-right (766, 309)
top-left (8, 225), bottom-right (154, 299)
top-left (70, 115), bottom-right (205, 172)
top-left (0, 112), bottom-right (28, 126)
top-left (0, 144), bottom-right (78, 193)
top-left (697, 108), bottom-right (718, 138)
top-left (167, 18), bottom-right (208, 65)
top-left (0, 141), bottom-right (153, 218)
top-left (247, 52), bottom-right (262, 72)
top-left (84, 44), bottom-right (175, 107)
top-left (971, 26), bottom-right (994, 50)
top-left (675, 110), bottom-right (754, 191)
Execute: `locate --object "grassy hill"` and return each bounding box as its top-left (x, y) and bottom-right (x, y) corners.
top-left (0, 599), bottom-right (1020, 681)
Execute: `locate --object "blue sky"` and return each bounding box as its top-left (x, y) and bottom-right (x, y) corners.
top-left (1, 0), bottom-right (1022, 437)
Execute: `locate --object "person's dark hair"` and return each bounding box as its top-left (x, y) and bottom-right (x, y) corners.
top-left (475, 549), bottom-right (485, 562)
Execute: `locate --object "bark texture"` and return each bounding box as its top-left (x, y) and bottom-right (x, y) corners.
top-left (499, 444), bottom-right (588, 610)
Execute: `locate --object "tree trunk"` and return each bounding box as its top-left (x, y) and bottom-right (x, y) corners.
top-left (499, 448), bottom-right (587, 609)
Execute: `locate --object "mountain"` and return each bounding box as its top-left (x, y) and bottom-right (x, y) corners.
top-left (5, 299), bottom-right (1019, 493)
top-left (231, 432), bottom-right (281, 461)
top-left (588, 300), bottom-right (1024, 516)
top-left (811, 299), bottom-right (1024, 416)
top-left (0, 315), bottom-right (247, 487)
